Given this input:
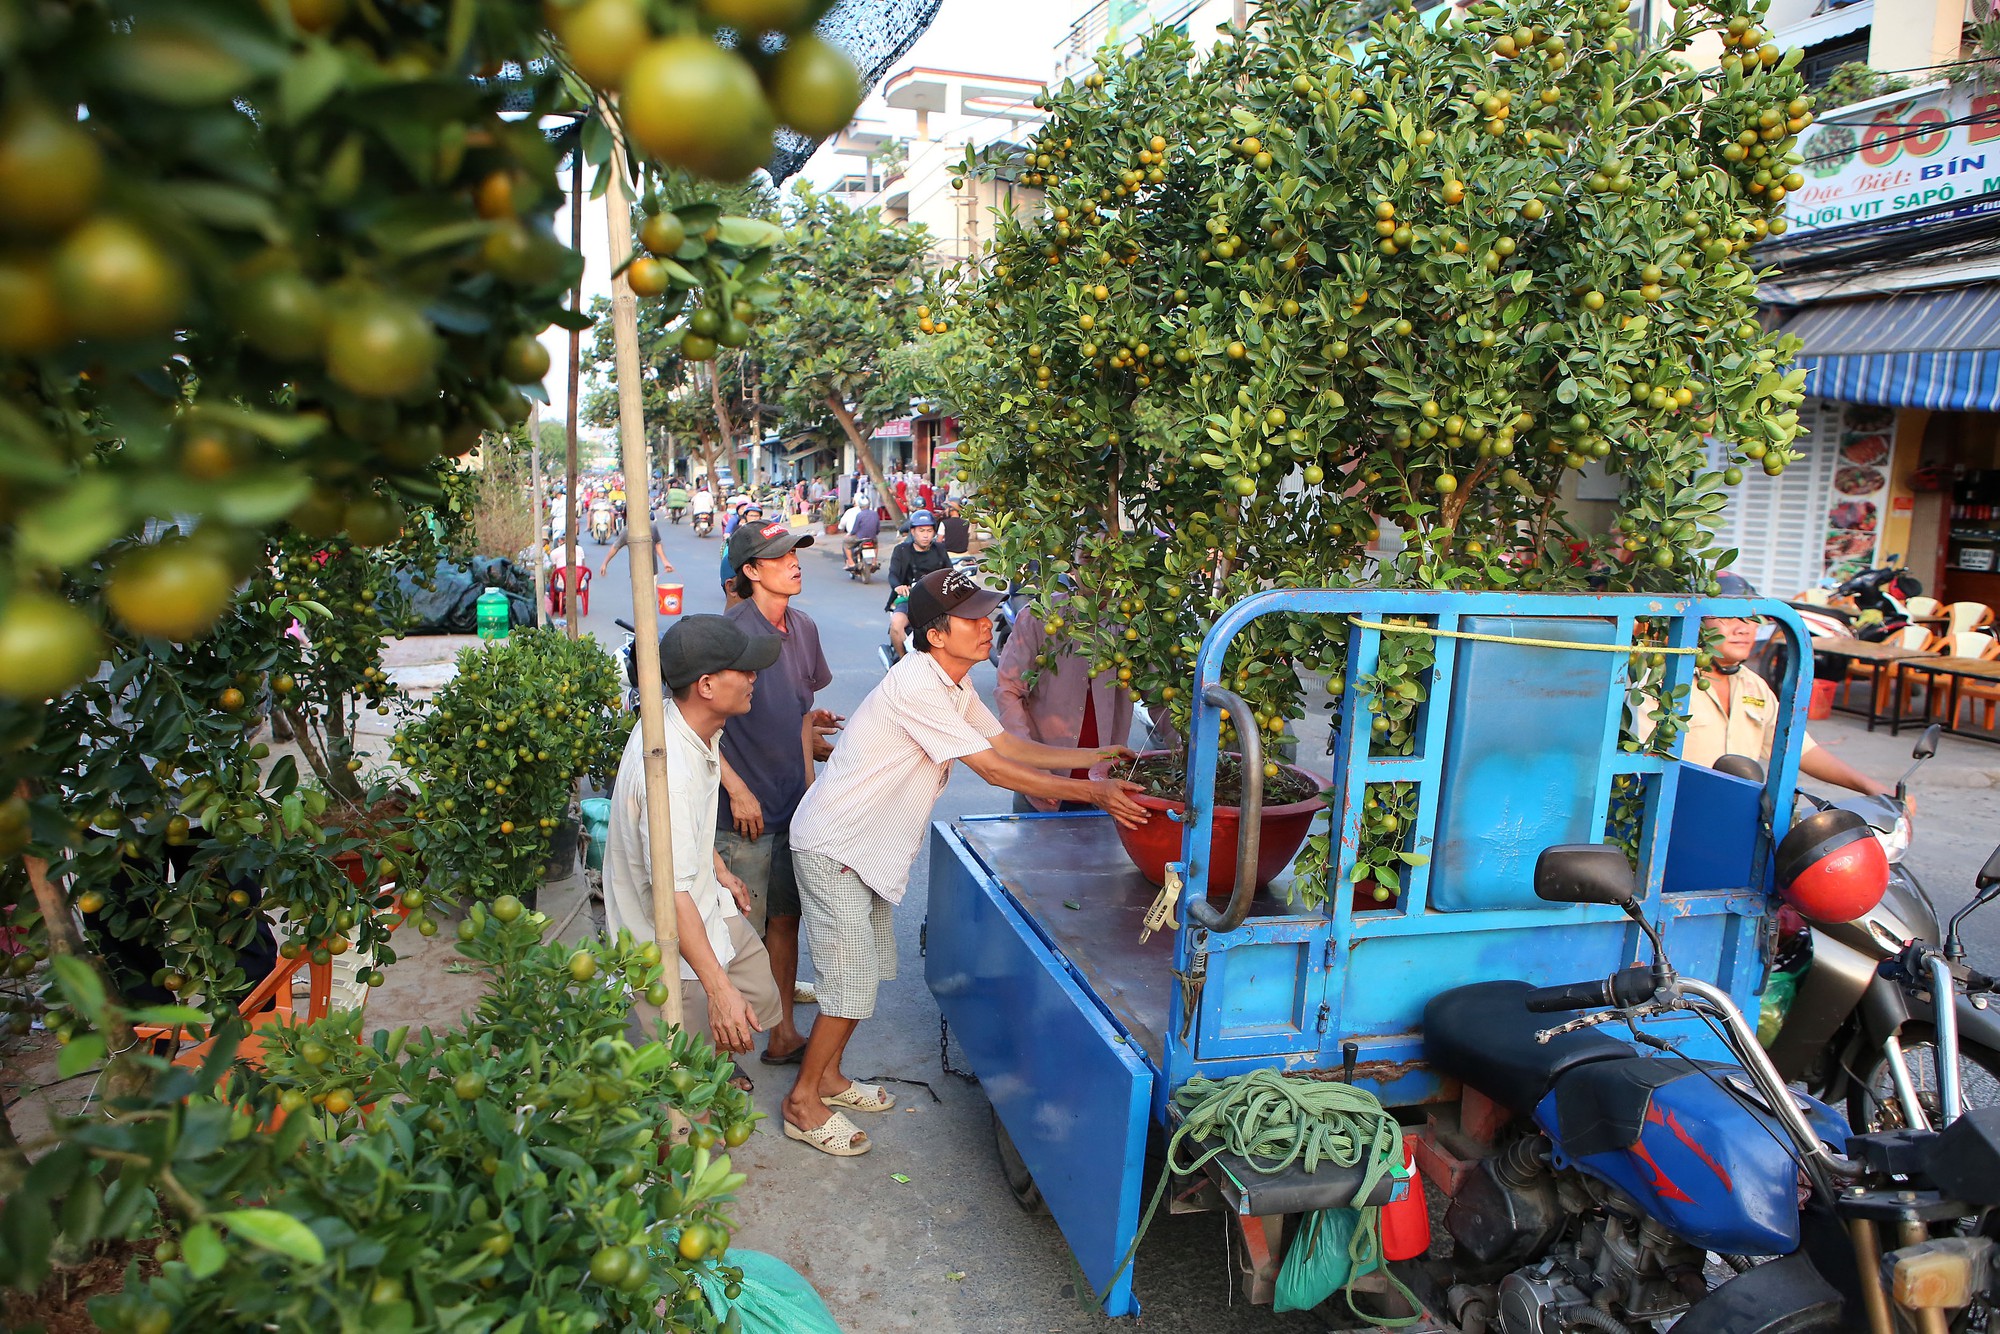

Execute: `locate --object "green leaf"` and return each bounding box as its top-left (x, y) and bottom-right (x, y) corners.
top-left (50, 954), bottom-right (107, 1020)
top-left (123, 1005), bottom-right (214, 1029)
top-left (715, 216), bottom-right (783, 250)
top-left (216, 1208), bottom-right (325, 1265)
top-left (182, 1222), bottom-right (226, 1278)
top-left (57, 1033), bottom-right (106, 1079)
top-left (16, 475), bottom-right (129, 566)
top-left (214, 468), bottom-right (315, 526)
top-left (279, 42), bottom-right (346, 123)
top-left (156, 182), bottom-right (282, 238)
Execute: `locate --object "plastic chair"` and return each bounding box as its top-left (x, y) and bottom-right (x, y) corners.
top-left (1796, 587), bottom-right (1834, 606)
top-left (1939, 633), bottom-right (2000, 731)
top-left (548, 564), bottom-right (591, 618)
top-left (1906, 596), bottom-right (1943, 620)
top-left (1861, 624), bottom-right (1939, 715)
top-left (1946, 602), bottom-right (1994, 636)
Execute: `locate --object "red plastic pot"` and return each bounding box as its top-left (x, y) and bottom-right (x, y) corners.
top-left (1091, 751), bottom-right (1325, 903)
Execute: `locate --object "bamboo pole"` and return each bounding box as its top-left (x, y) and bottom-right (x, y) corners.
top-left (529, 405), bottom-right (547, 628)
top-left (600, 104), bottom-right (681, 1030)
top-left (564, 135), bottom-right (584, 641)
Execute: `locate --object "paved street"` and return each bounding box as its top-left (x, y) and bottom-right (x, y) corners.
top-left (559, 510), bottom-right (2000, 1332)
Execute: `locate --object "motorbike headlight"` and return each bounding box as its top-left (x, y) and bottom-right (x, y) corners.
top-left (1877, 815), bottom-right (1911, 865)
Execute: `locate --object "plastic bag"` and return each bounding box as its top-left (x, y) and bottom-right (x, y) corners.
top-left (689, 1247), bottom-right (843, 1334)
top-left (1758, 965), bottom-right (1804, 1047)
top-left (1275, 1207), bottom-right (1374, 1313)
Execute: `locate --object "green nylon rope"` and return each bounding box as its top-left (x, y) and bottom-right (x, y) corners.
top-left (1100, 1069), bottom-right (1421, 1324)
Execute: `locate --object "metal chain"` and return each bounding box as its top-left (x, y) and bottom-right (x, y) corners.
top-left (938, 1014), bottom-right (979, 1085)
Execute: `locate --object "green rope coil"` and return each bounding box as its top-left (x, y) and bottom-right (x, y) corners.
top-left (1101, 1069), bottom-right (1420, 1323)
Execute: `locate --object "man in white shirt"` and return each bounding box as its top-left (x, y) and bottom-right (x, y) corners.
top-left (778, 567), bottom-right (1148, 1156)
top-left (602, 615), bottom-right (783, 1063)
top-left (690, 486), bottom-right (716, 517)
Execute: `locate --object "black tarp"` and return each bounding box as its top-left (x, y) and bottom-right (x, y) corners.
top-left (398, 557), bottom-right (538, 635)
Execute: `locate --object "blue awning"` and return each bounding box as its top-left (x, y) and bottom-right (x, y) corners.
top-left (1777, 284), bottom-right (2000, 413)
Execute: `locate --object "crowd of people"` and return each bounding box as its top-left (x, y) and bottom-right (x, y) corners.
top-left (597, 514), bottom-right (1151, 1157)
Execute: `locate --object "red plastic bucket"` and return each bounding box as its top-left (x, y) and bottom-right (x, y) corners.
top-left (657, 584), bottom-right (683, 617)
top-left (1088, 752), bottom-right (1323, 902)
top-left (1807, 678), bottom-right (1836, 720)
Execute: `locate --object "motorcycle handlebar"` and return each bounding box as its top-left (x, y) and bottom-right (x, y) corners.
top-left (1525, 965), bottom-right (1658, 1013)
top-left (614, 619), bottom-right (635, 633)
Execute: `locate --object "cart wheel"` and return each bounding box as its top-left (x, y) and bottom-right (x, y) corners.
top-left (992, 1108), bottom-right (1048, 1215)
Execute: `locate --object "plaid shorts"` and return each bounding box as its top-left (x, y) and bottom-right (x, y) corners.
top-left (791, 849), bottom-right (896, 1020)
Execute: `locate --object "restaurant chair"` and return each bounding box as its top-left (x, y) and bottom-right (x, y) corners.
top-left (1945, 602), bottom-right (1995, 636)
top-left (1796, 587), bottom-right (1833, 607)
top-left (1905, 595), bottom-right (1943, 620)
top-left (1940, 633), bottom-right (2000, 731)
top-left (1849, 624), bottom-right (1941, 716)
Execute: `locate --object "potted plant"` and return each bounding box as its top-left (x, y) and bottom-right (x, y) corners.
top-left (397, 627), bottom-right (625, 907)
top-left (948, 0), bottom-right (1812, 910)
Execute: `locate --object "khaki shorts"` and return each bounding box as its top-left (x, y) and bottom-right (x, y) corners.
top-left (626, 916), bottom-right (782, 1051)
top-left (714, 826), bottom-right (801, 934)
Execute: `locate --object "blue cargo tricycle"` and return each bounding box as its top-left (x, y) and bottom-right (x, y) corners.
top-left (925, 589), bottom-right (1870, 1328)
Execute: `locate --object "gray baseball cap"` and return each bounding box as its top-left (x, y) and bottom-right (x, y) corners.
top-left (660, 614), bottom-right (781, 690)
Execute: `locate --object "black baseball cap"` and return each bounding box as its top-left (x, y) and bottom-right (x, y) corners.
top-left (727, 518), bottom-right (814, 568)
top-left (660, 614), bottom-right (781, 690)
top-left (907, 566), bottom-right (1004, 629)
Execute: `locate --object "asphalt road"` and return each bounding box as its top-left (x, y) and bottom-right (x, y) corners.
top-left (563, 512), bottom-right (2000, 1333)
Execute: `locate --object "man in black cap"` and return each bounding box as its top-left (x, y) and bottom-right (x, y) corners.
top-left (716, 518), bottom-right (842, 1068)
top-left (602, 615), bottom-right (785, 1070)
top-left (779, 567), bottom-right (1148, 1156)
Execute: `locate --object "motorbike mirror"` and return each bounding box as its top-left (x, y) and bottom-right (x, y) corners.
top-left (1980, 843), bottom-right (2000, 891)
top-left (1534, 844), bottom-right (1640, 909)
top-left (1711, 754), bottom-right (1766, 784)
top-left (1913, 725), bottom-right (1941, 761)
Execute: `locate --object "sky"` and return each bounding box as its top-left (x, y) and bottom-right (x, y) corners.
top-left (532, 0), bottom-right (1077, 443)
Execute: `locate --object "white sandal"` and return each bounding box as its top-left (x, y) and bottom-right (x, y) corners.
top-left (784, 1109), bottom-right (871, 1156)
top-left (821, 1080), bottom-right (896, 1113)
top-left (793, 980), bottom-right (818, 1005)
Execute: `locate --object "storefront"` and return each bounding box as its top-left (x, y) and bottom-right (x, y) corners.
top-left (1725, 79), bottom-right (2000, 605)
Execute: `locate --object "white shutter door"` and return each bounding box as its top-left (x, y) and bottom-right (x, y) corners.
top-left (1710, 399), bottom-right (1843, 598)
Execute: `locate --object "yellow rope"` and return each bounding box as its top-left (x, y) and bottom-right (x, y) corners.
top-left (1349, 617), bottom-right (1701, 655)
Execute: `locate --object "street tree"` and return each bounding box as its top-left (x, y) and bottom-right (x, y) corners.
top-left (945, 0), bottom-right (1811, 907)
top-left (764, 185), bottom-right (937, 519)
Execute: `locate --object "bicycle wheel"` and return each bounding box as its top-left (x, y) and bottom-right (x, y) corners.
top-left (1847, 1025), bottom-right (2000, 1132)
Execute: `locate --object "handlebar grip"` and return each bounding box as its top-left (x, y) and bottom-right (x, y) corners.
top-left (614, 619), bottom-right (635, 632)
top-left (1525, 979), bottom-right (1612, 1013)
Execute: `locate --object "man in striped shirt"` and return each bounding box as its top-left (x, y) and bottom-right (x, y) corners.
top-left (778, 567), bottom-right (1148, 1156)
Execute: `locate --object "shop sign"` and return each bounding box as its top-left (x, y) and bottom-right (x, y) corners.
top-left (1790, 82), bottom-right (2000, 237)
top-left (872, 418), bottom-right (913, 439)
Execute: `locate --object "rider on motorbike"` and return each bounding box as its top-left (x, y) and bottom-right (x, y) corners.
top-left (885, 510), bottom-right (951, 661)
top-left (666, 481), bottom-right (690, 521)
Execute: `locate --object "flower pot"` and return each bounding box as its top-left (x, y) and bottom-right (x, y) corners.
top-left (1090, 752), bottom-right (1324, 904)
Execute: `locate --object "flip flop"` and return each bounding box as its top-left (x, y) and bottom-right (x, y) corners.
top-left (728, 1073), bottom-right (754, 1093)
top-left (821, 1080), bottom-right (896, 1113)
top-left (759, 1042), bottom-right (806, 1066)
top-left (783, 1110), bottom-right (870, 1157)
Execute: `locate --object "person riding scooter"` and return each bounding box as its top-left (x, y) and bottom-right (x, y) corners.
top-left (884, 510), bottom-right (951, 661)
top-left (666, 482), bottom-right (690, 523)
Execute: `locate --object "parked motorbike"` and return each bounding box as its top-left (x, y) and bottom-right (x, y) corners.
top-left (691, 510), bottom-right (714, 539)
top-left (1425, 844), bottom-right (1865, 1334)
top-left (1837, 563), bottom-right (1924, 641)
top-left (1754, 726), bottom-right (2000, 1134)
top-left (612, 618), bottom-right (639, 712)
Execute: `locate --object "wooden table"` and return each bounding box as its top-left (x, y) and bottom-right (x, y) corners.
top-left (1893, 656), bottom-right (2000, 743)
top-left (1808, 640), bottom-right (1933, 732)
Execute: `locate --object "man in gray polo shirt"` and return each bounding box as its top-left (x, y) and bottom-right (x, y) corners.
top-left (717, 518), bottom-right (840, 1068)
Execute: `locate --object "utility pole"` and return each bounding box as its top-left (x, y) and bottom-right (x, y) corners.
top-left (600, 101), bottom-right (680, 1030)
top-left (529, 404), bottom-right (547, 628)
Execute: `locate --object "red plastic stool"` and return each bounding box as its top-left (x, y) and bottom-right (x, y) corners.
top-left (548, 564), bottom-right (591, 618)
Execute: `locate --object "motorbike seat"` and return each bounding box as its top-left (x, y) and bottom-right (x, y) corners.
top-left (1423, 981), bottom-right (1631, 1117)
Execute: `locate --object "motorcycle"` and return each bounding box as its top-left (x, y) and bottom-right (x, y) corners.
top-left (1749, 726), bottom-right (2000, 1134)
top-left (589, 505), bottom-right (615, 545)
top-left (1425, 844), bottom-right (1867, 1334)
top-left (612, 619), bottom-right (640, 712)
top-left (848, 538), bottom-right (877, 584)
top-left (691, 510), bottom-right (715, 539)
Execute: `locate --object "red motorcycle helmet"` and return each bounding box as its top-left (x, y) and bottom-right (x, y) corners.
top-left (1775, 808), bottom-right (1889, 924)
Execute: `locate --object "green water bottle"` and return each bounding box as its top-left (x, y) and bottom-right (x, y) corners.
top-left (475, 588), bottom-right (510, 640)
